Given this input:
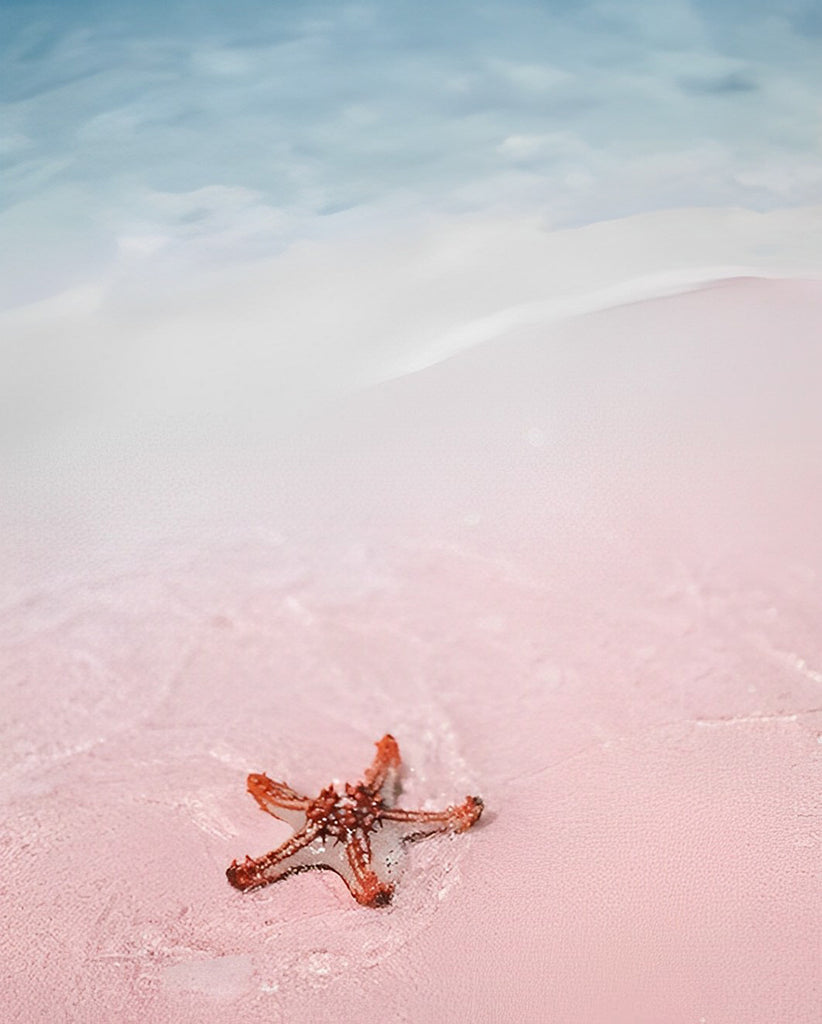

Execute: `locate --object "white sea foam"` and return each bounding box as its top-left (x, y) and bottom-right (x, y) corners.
top-left (1, 205), bottom-right (820, 460)
top-left (378, 263), bottom-right (807, 380)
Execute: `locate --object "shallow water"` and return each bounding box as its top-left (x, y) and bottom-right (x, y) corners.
top-left (3, 0), bottom-right (821, 305)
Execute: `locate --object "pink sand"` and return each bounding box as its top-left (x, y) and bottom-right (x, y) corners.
top-left (1, 278), bottom-right (820, 1023)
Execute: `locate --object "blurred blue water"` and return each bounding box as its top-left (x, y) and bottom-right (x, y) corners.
top-left (1, 0), bottom-right (820, 304)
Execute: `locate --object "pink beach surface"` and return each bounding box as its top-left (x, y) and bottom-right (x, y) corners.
top-left (1, 275), bottom-right (821, 1023)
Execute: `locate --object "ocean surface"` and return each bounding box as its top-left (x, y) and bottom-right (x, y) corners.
top-left (2, 0), bottom-right (821, 307)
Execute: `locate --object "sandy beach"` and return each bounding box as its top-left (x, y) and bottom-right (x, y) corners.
top-left (2, 234), bottom-right (820, 1022)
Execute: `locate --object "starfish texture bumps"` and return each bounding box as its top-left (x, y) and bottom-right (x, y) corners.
top-left (227, 734), bottom-right (483, 907)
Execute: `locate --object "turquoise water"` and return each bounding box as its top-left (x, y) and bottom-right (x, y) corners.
top-left (2, 1), bottom-right (820, 304)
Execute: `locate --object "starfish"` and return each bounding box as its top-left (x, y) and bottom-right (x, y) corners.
top-left (226, 734), bottom-right (483, 907)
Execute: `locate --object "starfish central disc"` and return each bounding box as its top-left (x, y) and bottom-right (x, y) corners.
top-left (307, 784), bottom-right (383, 840)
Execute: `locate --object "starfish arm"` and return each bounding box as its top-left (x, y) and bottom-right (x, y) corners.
top-left (226, 823), bottom-right (320, 892)
top-left (381, 795), bottom-right (484, 838)
top-left (342, 829), bottom-right (395, 907)
top-left (246, 772), bottom-right (311, 829)
top-left (362, 733), bottom-right (401, 799)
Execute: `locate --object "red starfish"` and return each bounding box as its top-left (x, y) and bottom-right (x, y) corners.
top-left (226, 734), bottom-right (483, 907)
